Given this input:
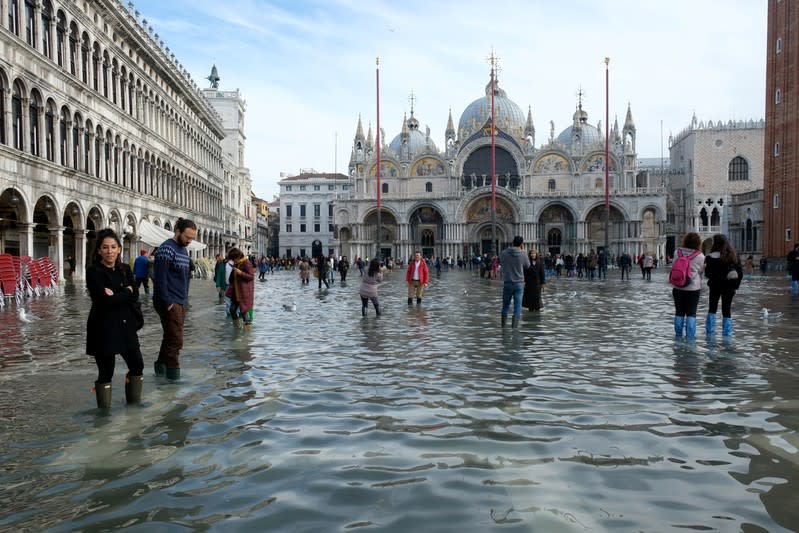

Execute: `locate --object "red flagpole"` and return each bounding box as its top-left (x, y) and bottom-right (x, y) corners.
top-left (376, 58), bottom-right (381, 212)
top-left (604, 58), bottom-right (609, 210)
top-left (491, 65), bottom-right (496, 211)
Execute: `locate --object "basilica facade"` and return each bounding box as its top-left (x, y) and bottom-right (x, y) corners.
top-left (0, 0), bottom-right (251, 281)
top-left (335, 77), bottom-right (668, 262)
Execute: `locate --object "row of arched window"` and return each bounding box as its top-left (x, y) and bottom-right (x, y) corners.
top-left (3, 0), bottom-right (223, 174)
top-left (0, 71), bottom-right (223, 218)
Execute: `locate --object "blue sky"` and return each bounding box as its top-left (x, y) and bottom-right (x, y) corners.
top-left (131, 0), bottom-right (767, 201)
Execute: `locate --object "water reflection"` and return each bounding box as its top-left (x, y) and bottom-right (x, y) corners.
top-left (0, 270), bottom-right (797, 531)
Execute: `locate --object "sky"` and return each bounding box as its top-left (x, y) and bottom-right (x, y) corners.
top-left (130, 0), bottom-right (767, 201)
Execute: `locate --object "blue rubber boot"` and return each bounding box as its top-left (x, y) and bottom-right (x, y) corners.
top-left (722, 317), bottom-right (733, 337)
top-left (705, 313), bottom-right (716, 335)
top-left (686, 316), bottom-right (697, 338)
top-left (673, 316), bottom-right (685, 337)
top-left (792, 280), bottom-right (799, 295)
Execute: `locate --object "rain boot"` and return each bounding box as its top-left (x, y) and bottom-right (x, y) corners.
top-left (673, 316), bottom-right (685, 337)
top-left (501, 314), bottom-right (507, 327)
top-left (407, 298), bottom-right (413, 305)
top-left (362, 304), bottom-right (367, 317)
top-left (154, 361), bottom-right (166, 377)
top-left (705, 313), bottom-right (716, 335)
top-left (792, 280), bottom-right (799, 295)
top-left (125, 375), bottom-right (143, 405)
top-left (511, 316), bottom-right (519, 328)
top-left (416, 298), bottom-right (422, 305)
top-left (166, 367), bottom-right (181, 381)
top-left (374, 304), bottom-right (381, 317)
top-left (232, 318), bottom-right (242, 328)
top-left (722, 317), bottom-right (733, 337)
top-left (95, 381), bottom-right (112, 409)
top-left (686, 316), bottom-right (697, 338)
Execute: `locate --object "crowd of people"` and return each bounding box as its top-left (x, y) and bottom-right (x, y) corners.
top-left (84, 220), bottom-right (799, 411)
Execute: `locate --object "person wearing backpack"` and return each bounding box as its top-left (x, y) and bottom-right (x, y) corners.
top-left (704, 234), bottom-right (743, 336)
top-left (670, 232), bottom-right (705, 338)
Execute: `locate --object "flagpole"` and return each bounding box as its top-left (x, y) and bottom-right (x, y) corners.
top-left (604, 57), bottom-right (610, 258)
top-left (375, 57), bottom-right (382, 260)
top-left (490, 52), bottom-right (497, 256)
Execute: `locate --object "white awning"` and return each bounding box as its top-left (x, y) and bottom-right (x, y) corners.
top-left (137, 219), bottom-right (207, 252)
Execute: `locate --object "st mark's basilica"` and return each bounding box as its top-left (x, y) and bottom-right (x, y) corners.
top-left (336, 76), bottom-right (669, 262)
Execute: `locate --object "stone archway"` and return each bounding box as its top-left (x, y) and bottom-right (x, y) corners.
top-left (585, 204), bottom-right (626, 254)
top-left (409, 205), bottom-right (445, 258)
top-left (538, 204), bottom-right (576, 255)
top-left (0, 188), bottom-right (26, 255)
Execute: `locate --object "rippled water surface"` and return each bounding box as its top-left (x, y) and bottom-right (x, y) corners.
top-left (1, 267), bottom-right (798, 531)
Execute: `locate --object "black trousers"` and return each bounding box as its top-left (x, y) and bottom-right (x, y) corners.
top-left (672, 288), bottom-right (700, 318)
top-left (95, 349), bottom-right (144, 383)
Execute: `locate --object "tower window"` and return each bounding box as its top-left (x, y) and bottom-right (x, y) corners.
top-left (776, 88), bottom-right (781, 104)
top-left (774, 142), bottom-right (780, 156)
top-left (382, 182), bottom-right (388, 194)
top-left (425, 181), bottom-right (432, 193)
top-left (773, 193), bottom-right (779, 209)
top-left (548, 179), bottom-right (556, 191)
top-left (777, 38), bottom-right (782, 54)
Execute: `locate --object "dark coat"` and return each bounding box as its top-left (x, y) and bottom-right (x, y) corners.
top-left (704, 253), bottom-right (743, 292)
top-left (233, 258), bottom-right (255, 314)
top-left (523, 259), bottom-right (546, 310)
top-left (86, 263), bottom-right (140, 357)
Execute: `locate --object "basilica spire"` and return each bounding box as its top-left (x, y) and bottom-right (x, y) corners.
top-left (623, 103), bottom-right (636, 132)
top-left (623, 103), bottom-right (636, 154)
top-left (524, 106), bottom-right (535, 140)
top-left (355, 114), bottom-right (365, 142)
top-left (445, 108), bottom-right (455, 139)
top-left (366, 123), bottom-right (374, 149)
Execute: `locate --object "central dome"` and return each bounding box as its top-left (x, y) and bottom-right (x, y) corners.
top-left (556, 105), bottom-right (602, 153)
top-left (389, 112), bottom-right (437, 159)
top-left (458, 78), bottom-right (526, 140)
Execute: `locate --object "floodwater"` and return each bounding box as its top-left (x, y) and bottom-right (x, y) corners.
top-left (1, 266), bottom-right (798, 532)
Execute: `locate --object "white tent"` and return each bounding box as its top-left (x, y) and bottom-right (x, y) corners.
top-left (137, 219), bottom-right (207, 252)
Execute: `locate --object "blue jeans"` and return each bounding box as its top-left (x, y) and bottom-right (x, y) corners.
top-left (502, 281), bottom-right (524, 318)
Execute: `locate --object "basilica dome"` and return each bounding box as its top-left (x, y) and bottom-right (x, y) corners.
top-left (458, 79), bottom-right (526, 140)
top-left (389, 112), bottom-right (437, 158)
top-left (555, 105), bottom-right (603, 152)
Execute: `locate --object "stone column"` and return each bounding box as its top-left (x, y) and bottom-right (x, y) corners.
top-left (48, 225), bottom-right (64, 281)
top-left (73, 229), bottom-right (87, 280)
top-left (64, 120), bottom-right (73, 169)
top-left (18, 222), bottom-right (35, 258)
top-left (77, 125), bottom-right (85, 173)
top-left (21, 97), bottom-right (30, 152)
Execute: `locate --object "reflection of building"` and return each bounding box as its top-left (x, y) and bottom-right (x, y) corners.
top-left (251, 193), bottom-right (270, 256)
top-left (764, 1), bottom-right (799, 262)
top-left (278, 172), bottom-right (348, 258)
top-left (667, 115), bottom-right (764, 256)
top-left (0, 1), bottom-right (250, 279)
top-left (266, 199), bottom-right (280, 256)
top-left (336, 75), bottom-right (668, 260)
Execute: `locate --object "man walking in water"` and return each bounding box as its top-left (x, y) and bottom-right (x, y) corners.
top-left (405, 251), bottom-right (429, 305)
top-left (153, 218), bottom-right (196, 381)
top-left (500, 236), bottom-right (530, 328)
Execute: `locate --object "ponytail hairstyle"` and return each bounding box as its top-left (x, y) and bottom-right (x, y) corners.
top-left (175, 217), bottom-right (197, 232)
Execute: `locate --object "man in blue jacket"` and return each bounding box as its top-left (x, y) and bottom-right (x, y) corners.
top-left (152, 218), bottom-right (196, 380)
top-left (133, 249), bottom-right (150, 294)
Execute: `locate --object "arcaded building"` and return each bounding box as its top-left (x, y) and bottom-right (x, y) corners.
top-left (335, 76), bottom-right (668, 262)
top-left (0, 1), bottom-right (250, 280)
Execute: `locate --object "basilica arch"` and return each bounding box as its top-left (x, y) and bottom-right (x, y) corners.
top-left (408, 204), bottom-right (445, 258)
top-left (363, 208), bottom-right (399, 259)
top-left (464, 194), bottom-right (519, 254)
top-left (584, 203), bottom-right (627, 255)
top-left (536, 203), bottom-right (577, 256)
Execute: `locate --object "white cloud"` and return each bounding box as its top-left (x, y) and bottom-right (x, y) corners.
top-left (132, 0), bottom-right (767, 200)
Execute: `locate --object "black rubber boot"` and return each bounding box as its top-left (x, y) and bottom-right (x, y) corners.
top-left (166, 367), bottom-right (181, 381)
top-left (154, 361), bottom-right (166, 377)
top-left (125, 375), bottom-right (143, 404)
top-left (407, 298), bottom-right (413, 305)
top-left (501, 315), bottom-right (507, 327)
top-left (95, 381), bottom-right (112, 409)
top-left (511, 316), bottom-right (519, 328)
top-left (416, 298), bottom-right (422, 305)
top-left (374, 304), bottom-right (381, 317)
top-left (362, 305), bottom-right (367, 317)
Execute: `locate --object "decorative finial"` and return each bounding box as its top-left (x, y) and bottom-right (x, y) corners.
top-left (207, 64), bottom-right (220, 89)
top-left (409, 90), bottom-right (416, 116)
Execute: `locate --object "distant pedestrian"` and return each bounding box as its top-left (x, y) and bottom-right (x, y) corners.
top-left (523, 249), bottom-right (546, 312)
top-left (316, 255), bottom-right (330, 289)
top-left (86, 228), bottom-right (143, 409)
top-left (499, 236), bottom-right (530, 328)
top-left (228, 248), bottom-right (255, 328)
top-left (258, 255), bottom-right (268, 281)
top-left (338, 256), bottom-right (350, 282)
top-left (359, 258), bottom-right (383, 317)
top-left (759, 256), bottom-right (768, 275)
top-left (214, 253), bottom-right (227, 303)
top-left (133, 249), bottom-right (150, 294)
top-left (152, 217), bottom-right (196, 381)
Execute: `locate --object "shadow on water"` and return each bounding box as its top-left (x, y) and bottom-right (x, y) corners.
top-left (0, 269), bottom-right (798, 531)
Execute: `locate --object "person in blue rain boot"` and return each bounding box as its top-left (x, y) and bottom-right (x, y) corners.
top-left (704, 234), bottom-right (742, 337)
top-left (669, 232), bottom-right (705, 338)
top-left (789, 243), bottom-right (799, 295)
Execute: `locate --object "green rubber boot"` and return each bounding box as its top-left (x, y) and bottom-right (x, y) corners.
top-left (95, 381), bottom-right (112, 409)
top-left (165, 367), bottom-right (181, 381)
top-left (125, 375), bottom-right (143, 404)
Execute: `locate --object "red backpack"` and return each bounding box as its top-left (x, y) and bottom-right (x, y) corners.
top-left (669, 249), bottom-right (699, 287)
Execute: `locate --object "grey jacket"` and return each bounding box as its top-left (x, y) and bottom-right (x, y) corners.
top-left (500, 247), bottom-right (530, 283)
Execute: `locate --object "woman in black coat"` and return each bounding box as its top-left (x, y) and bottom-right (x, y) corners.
top-left (523, 249), bottom-right (546, 311)
top-left (86, 228), bottom-right (144, 408)
top-left (703, 233), bottom-right (743, 337)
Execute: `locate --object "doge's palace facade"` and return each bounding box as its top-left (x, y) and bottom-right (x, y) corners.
top-left (0, 0), bottom-right (247, 280)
